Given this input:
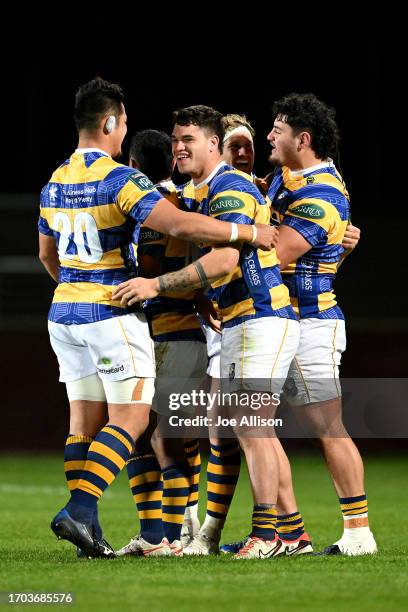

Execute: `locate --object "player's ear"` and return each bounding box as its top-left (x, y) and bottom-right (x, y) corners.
top-left (209, 135), bottom-right (219, 153)
top-left (298, 131), bottom-right (312, 150)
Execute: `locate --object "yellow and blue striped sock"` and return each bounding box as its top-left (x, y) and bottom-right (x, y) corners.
top-left (64, 434), bottom-right (93, 493)
top-left (64, 434), bottom-right (102, 538)
top-left (184, 439), bottom-right (201, 518)
top-left (251, 505), bottom-right (277, 540)
top-left (67, 425), bottom-right (133, 523)
top-left (340, 494), bottom-right (369, 527)
top-left (205, 441), bottom-right (241, 529)
top-left (276, 511), bottom-right (305, 541)
top-left (162, 462), bottom-right (190, 543)
top-left (127, 453), bottom-right (164, 544)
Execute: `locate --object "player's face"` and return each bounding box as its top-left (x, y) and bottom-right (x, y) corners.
top-left (267, 118), bottom-right (298, 167)
top-left (111, 104), bottom-right (128, 158)
top-left (172, 124), bottom-right (217, 178)
top-left (223, 134), bottom-right (254, 175)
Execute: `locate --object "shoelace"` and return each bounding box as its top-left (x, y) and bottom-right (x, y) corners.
top-left (237, 537), bottom-right (259, 554)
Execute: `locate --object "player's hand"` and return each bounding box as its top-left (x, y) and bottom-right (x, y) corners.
top-left (342, 224), bottom-right (361, 251)
top-left (112, 277), bottom-right (159, 306)
top-left (194, 293), bottom-right (222, 334)
top-left (254, 224), bottom-right (279, 251)
top-left (254, 173), bottom-right (273, 195)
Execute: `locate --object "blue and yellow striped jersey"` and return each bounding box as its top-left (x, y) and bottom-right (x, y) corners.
top-left (138, 180), bottom-right (205, 343)
top-left (38, 148), bottom-right (163, 324)
top-left (180, 162), bottom-right (295, 328)
top-left (267, 161), bottom-right (350, 319)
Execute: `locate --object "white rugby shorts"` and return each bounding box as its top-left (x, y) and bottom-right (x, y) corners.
top-left (285, 318), bottom-right (346, 405)
top-left (48, 313), bottom-right (155, 383)
top-left (220, 317), bottom-right (300, 393)
top-left (201, 324), bottom-right (221, 378)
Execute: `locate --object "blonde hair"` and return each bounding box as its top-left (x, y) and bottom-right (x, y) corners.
top-left (222, 114), bottom-right (255, 138)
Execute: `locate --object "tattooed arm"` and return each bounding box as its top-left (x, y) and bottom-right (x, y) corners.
top-left (112, 245), bottom-right (239, 306)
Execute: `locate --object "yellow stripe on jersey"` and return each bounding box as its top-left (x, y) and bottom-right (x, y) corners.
top-left (59, 247), bottom-right (125, 270)
top-left (53, 282), bottom-right (123, 306)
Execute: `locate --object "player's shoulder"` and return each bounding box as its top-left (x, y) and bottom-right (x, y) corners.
top-left (104, 162), bottom-right (156, 195)
top-left (212, 167), bottom-right (264, 202)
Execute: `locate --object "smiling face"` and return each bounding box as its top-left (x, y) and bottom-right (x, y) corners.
top-left (223, 133), bottom-right (254, 175)
top-left (171, 123), bottom-right (220, 183)
top-left (267, 116), bottom-right (300, 168)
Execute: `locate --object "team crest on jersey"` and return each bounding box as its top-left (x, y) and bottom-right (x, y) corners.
top-left (209, 196), bottom-right (245, 216)
top-left (229, 363), bottom-right (236, 381)
top-left (49, 185), bottom-right (58, 202)
top-left (290, 203), bottom-right (325, 220)
top-left (129, 173), bottom-right (154, 191)
top-left (306, 176), bottom-right (315, 185)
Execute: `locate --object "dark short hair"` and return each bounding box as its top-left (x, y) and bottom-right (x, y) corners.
top-left (172, 105), bottom-right (224, 152)
top-left (272, 93), bottom-right (339, 159)
top-left (129, 129), bottom-right (173, 184)
top-left (74, 78), bottom-right (124, 132)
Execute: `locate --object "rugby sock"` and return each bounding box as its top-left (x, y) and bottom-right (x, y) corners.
top-left (162, 462), bottom-right (190, 544)
top-left (126, 453), bottom-right (164, 545)
top-left (67, 425), bottom-right (133, 524)
top-left (276, 511), bottom-right (305, 541)
top-left (340, 494), bottom-right (369, 530)
top-left (201, 441), bottom-right (241, 536)
top-left (251, 504), bottom-right (277, 540)
top-left (64, 434), bottom-right (94, 492)
top-left (63, 434), bottom-right (102, 539)
top-left (184, 439), bottom-right (201, 522)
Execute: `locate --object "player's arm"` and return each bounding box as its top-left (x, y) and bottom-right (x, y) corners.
top-left (38, 233), bottom-right (59, 282)
top-left (143, 198), bottom-right (278, 251)
top-left (276, 225), bottom-right (312, 270)
top-left (338, 223), bottom-right (361, 268)
top-left (112, 245), bottom-right (239, 306)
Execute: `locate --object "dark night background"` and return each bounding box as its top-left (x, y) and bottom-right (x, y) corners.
top-left (1, 49), bottom-right (405, 450)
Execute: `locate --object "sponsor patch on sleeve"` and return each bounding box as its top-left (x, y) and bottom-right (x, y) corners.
top-left (209, 195), bottom-right (245, 216)
top-left (290, 203), bottom-right (325, 220)
top-left (129, 173), bottom-right (155, 191)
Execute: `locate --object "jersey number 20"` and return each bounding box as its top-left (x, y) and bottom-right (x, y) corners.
top-left (53, 212), bottom-right (102, 264)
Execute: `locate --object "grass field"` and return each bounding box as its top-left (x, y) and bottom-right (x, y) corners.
top-left (0, 452), bottom-right (407, 611)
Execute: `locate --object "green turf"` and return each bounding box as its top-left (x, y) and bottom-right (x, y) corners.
top-left (0, 453), bottom-right (407, 612)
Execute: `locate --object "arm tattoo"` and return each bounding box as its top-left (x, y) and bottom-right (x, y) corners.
top-left (158, 261), bottom-right (210, 294)
top-left (193, 261), bottom-right (210, 288)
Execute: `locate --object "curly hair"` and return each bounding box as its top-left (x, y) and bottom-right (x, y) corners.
top-left (172, 105), bottom-right (224, 152)
top-left (74, 78), bottom-right (124, 132)
top-left (272, 93), bottom-right (339, 159)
